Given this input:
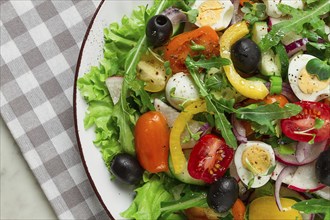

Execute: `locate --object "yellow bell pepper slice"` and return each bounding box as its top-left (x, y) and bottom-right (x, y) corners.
top-left (170, 100), bottom-right (207, 174)
top-left (220, 21), bottom-right (269, 100)
top-left (249, 196), bottom-right (302, 220)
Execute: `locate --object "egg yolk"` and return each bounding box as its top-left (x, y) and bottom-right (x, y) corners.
top-left (197, 0), bottom-right (223, 27)
top-left (242, 146), bottom-right (271, 175)
top-left (298, 67), bottom-right (330, 94)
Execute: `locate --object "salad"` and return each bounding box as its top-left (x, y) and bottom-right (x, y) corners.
top-left (77, 0), bottom-right (330, 219)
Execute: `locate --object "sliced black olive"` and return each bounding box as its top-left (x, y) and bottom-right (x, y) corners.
top-left (207, 177), bottom-right (239, 213)
top-left (146, 15), bottom-right (173, 47)
top-left (110, 153), bottom-right (144, 185)
top-left (231, 38), bottom-right (261, 74)
top-left (315, 149), bottom-right (330, 186)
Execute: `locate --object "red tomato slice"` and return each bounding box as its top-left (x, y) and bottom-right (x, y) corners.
top-left (187, 134), bottom-right (234, 183)
top-left (164, 26), bottom-right (220, 73)
top-left (281, 101), bottom-right (330, 143)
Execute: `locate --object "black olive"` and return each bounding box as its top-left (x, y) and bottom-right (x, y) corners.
top-left (315, 149), bottom-right (330, 186)
top-left (231, 38), bottom-right (261, 74)
top-left (110, 153), bottom-right (144, 185)
top-left (146, 15), bottom-right (173, 47)
top-left (207, 177), bottom-right (239, 213)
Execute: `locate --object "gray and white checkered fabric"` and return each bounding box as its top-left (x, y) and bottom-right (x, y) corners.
top-left (0, 1), bottom-right (109, 219)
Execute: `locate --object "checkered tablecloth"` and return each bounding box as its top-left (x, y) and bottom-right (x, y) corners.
top-left (0, 1), bottom-right (110, 219)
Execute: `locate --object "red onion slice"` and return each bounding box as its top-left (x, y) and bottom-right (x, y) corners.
top-left (231, 114), bottom-right (248, 143)
top-left (275, 166), bottom-right (297, 211)
top-left (282, 82), bottom-right (299, 102)
top-left (275, 140), bottom-right (327, 166)
top-left (230, 0), bottom-right (243, 25)
top-left (295, 141), bottom-right (328, 164)
top-left (285, 38), bottom-right (308, 57)
top-left (197, 122), bottom-right (211, 137)
top-left (161, 7), bottom-right (187, 27)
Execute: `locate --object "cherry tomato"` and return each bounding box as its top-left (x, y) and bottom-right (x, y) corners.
top-left (164, 26), bottom-right (220, 73)
top-left (187, 134), bottom-right (234, 183)
top-left (134, 111), bottom-right (169, 173)
top-left (263, 94), bottom-right (289, 108)
top-left (281, 101), bottom-right (330, 143)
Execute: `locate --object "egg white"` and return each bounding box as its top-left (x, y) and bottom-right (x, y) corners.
top-left (288, 54), bottom-right (330, 102)
top-left (165, 72), bottom-right (200, 110)
top-left (192, 0), bottom-right (234, 31)
top-left (263, 0), bottom-right (304, 18)
top-left (234, 141), bottom-right (276, 188)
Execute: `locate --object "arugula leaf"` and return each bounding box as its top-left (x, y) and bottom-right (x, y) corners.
top-left (306, 58), bottom-right (330, 80)
top-left (187, 56), bottom-right (231, 70)
top-left (236, 103), bottom-right (302, 133)
top-left (258, 0), bottom-right (330, 52)
top-left (186, 55), bottom-right (302, 146)
top-left (160, 185), bottom-right (208, 213)
top-left (186, 56), bottom-right (238, 148)
top-left (292, 198), bottom-right (330, 219)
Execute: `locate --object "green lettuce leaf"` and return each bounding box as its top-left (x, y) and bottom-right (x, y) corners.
top-left (121, 175), bottom-right (173, 220)
top-left (78, 0), bottom-right (174, 160)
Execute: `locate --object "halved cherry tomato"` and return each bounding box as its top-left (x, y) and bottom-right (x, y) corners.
top-left (187, 134), bottom-right (234, 183)
top-left (134, 111), bottom-right (169, 173)
top-left (263, 94), bottom-right (289, 108)
top-left (164, 26), bottom-right (219, 73)
top-left (281, 101), bottom-right (330, 143)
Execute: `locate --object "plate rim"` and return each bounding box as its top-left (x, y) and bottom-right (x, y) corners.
top-left (72, 0), bottom-right (113, 219)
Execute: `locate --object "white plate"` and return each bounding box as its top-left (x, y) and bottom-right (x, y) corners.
top-left (74, 1), bottom-right (152, 219)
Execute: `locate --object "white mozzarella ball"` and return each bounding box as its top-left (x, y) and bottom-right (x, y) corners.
top-left (165, 72), bottom-right (200, 110)
top-left (288, 54), bottom-right (330, 101)
top-left (192, 0), bottom-right (234, 31)
top-left (263, 0), bottom-right (304, 18)
top-left (234, 141), bottom-right (275, 188)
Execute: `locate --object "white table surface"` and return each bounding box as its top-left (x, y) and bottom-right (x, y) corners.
top-left (0, 116), bottom-right (57, 219)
